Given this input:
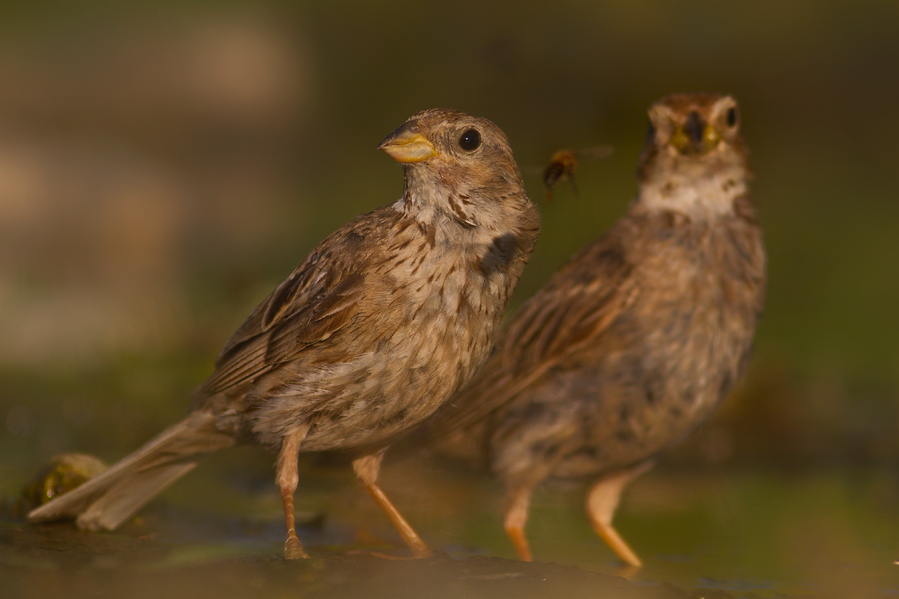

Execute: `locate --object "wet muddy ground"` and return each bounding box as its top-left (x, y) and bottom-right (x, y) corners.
top-left (2, 522), bottom-right (721, 599)
top-left (3, 452), bottom-right (897, 599)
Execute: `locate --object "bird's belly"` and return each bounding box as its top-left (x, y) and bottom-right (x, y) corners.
top-left (491, 300), bottom-right (753, 482)
top-left (561, 320), bottom-right (749, 477)
top-left (248, 304), bottom-right (493, 453)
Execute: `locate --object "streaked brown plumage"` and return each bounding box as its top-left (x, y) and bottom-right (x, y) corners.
top-left (28, 108), bottom-right (541, 559)
top-left (428, 94), bottom-right (766, 566)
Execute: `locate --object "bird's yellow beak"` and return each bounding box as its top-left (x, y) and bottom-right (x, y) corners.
top-left (670, 111), bottom-right (721, 154)
top-left (378, 122), bottom-right (438, 163)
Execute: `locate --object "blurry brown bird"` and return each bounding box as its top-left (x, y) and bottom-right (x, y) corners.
top-left (427, 94), bottom-right (765, 566)
top-left (541, 146), bottom-right (613, 201)
top-left (28, 108), bottom-right (541, 560)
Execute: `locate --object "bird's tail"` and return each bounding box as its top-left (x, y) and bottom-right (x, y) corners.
top-left (28, 410), bottom-right (234, 531)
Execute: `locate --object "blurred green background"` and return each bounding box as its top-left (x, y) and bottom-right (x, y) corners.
top-left (0, 0), bottom-right (897, 593)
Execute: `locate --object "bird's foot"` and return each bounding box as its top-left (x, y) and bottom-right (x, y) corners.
top-left (284, 533), bottom-right (309, 559)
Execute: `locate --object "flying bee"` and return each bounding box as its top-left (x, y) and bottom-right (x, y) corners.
top-left (540, 146), bottom-right (613, 201)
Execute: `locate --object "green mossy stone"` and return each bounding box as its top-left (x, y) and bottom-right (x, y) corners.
top-left (15, 453), bottom-right (109, 517)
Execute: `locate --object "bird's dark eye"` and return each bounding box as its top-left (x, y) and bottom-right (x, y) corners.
top-left (458, 128), bottom-right (481, 151)
top-left (726, 107), bottom-right (738, 128)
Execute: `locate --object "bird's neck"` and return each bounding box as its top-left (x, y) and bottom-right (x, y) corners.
top-left (635, 166), bottom-right (748, 219)
top-left (395, 169), bottom-right (537, 246)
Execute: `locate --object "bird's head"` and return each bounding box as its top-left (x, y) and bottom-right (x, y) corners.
top-left (639, 94), bottom-right (749, 177)
top-left (379, 108), bottom-right (531, 230)
top-left (636, 93), bottom-right (752, 214)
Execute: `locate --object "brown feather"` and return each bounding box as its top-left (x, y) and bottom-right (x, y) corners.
top-left (29, 109), bottom-right (541, 547)
top-left (413, 95), bottom-right (765, 564)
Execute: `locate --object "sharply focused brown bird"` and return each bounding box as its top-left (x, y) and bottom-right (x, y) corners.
top-left (425, 94), bottom-right (766, 566)
top-left (28, 109), bottom-right (541, 559)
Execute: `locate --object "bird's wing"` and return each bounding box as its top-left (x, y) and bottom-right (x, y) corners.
top-left (433, 231), bottom-right (638, 433)
top-left (197, 224), bottom-right (369, 397)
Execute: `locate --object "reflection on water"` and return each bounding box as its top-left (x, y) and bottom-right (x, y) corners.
top-left (3, 451), bottom-right (897, 598)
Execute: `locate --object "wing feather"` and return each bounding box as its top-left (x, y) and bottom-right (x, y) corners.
top-left (197, 224), bottom-right (371, 397)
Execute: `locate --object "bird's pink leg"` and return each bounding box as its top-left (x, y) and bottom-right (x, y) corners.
top-left (585, 461), bottom-right (654, 567)
top-left (353, 452), bottom-right (433, 558)
top-left (503, 483), bottom-right (536, 561)
top-left (276, 426), bottom-right (310, 559)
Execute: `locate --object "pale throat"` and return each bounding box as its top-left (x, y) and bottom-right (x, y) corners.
top-left (637, 165), bottom-right (747, 217)
top-left (391, 189), bottom-right (496, 251)
top-left (393, 189), bottom-right (438, 224)
top-left (393, 168), bottom-right (527, 249)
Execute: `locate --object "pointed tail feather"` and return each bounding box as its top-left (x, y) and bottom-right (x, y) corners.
top-left (28, 410), bottom-right (234, 530)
